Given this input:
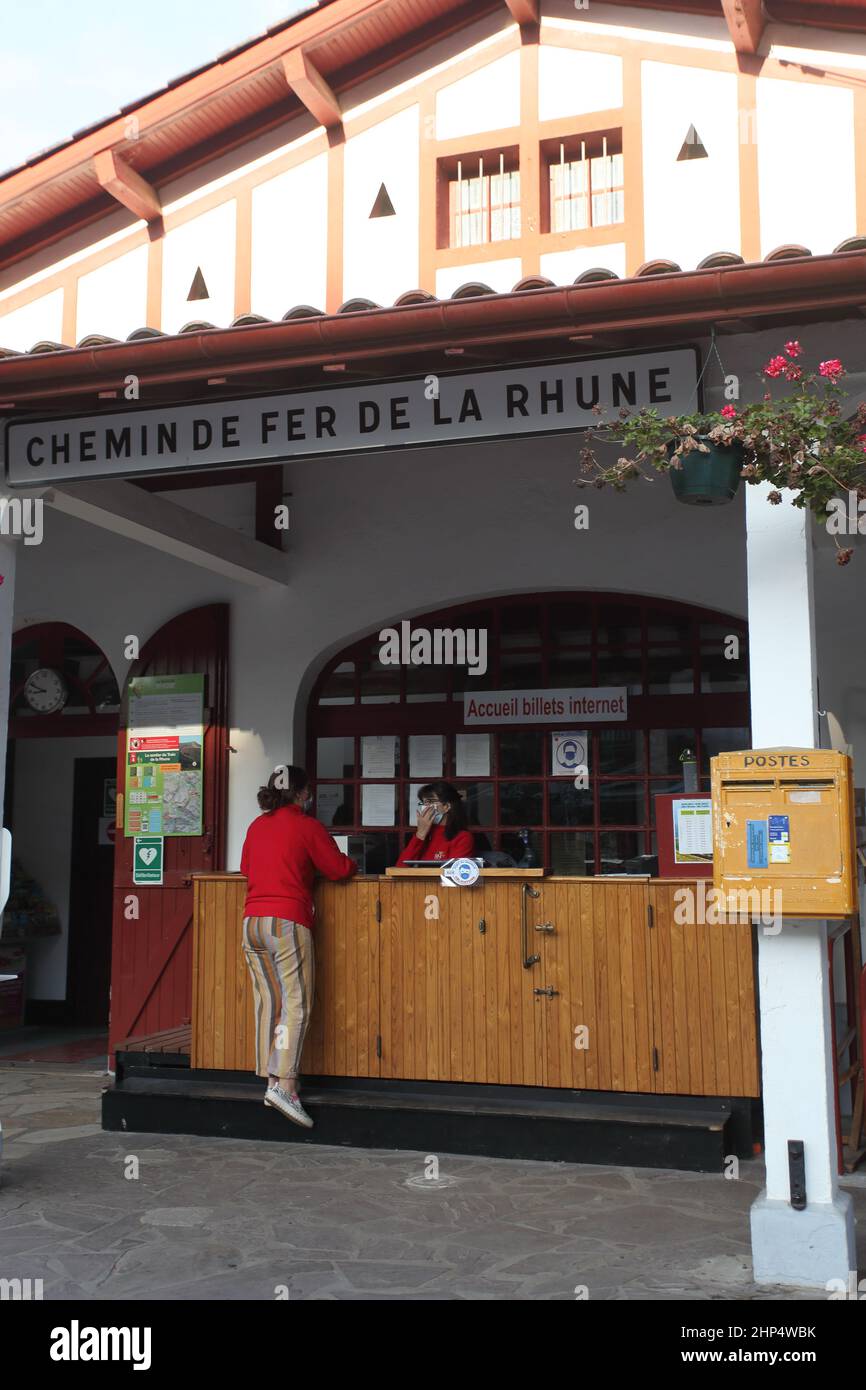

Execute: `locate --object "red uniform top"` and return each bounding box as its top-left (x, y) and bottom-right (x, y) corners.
top-left (240, 804), bottom-right (357, 928)
top-left (397, 823), bottom-right (475, 865)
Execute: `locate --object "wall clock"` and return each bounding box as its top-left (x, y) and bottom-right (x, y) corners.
top-left (23, 667), bottom-right (69, 715)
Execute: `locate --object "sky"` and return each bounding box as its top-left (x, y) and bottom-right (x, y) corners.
top-left (0, 0), bottom-right (312, 172)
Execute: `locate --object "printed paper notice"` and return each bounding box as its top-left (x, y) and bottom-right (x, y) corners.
top-left (455, 733), bottom-right (490, 777)
top-left (409, 734), bottom-right (443, 779)
top-left (673, 798), bottom-right (713, 864)
top-left (362, 783), bottom-right (395, 826)
top-left (362, 735), bottom-right (396, 779)
top-left (316, 785), bottom-right (344, 827)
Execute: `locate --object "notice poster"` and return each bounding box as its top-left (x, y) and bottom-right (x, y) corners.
top-left (362, 735), bottom-right (396, 779)
top-left (125, 674), bottom-right (204, 837)
top-left (673, 798), bottom-right (713, 864)
top-left (551, 731), bottom-right (589, 777)
top-left (455, 733), bottom-right (490, 777)
top-left (362, 784), bottom-right (395, 827)
top-left (409, 734), bottom-right (443, 779)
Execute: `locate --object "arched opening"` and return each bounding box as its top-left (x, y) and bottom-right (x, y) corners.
top-left (307, 592), bottom-right (749, 876)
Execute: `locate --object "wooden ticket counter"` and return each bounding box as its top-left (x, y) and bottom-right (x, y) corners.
top-left (191, 871), bottom-right (759, 1098)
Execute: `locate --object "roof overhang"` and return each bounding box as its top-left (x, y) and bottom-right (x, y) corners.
top-left (4, 0), bottom-right (866, 270)
top-left (1, 252), bottom-right (864, 415)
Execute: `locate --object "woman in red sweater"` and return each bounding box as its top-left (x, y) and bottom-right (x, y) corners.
top-left (240, 764), bottom-right (356, 1129)
top-left (397, 781), bottom-right (475, 865)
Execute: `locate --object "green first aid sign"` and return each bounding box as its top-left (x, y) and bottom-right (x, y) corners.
top-left (133, 836), bottom-right (164, 885)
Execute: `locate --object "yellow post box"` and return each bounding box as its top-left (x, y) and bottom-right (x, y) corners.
top-left (711, 748), bottom-right (858, 918)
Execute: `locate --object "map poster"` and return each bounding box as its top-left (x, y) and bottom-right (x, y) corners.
top-left (124, 674), bottom-right (204, 837)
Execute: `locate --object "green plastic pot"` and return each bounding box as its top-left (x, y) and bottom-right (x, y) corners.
top-left (667, 437), bottom-right (744, 507)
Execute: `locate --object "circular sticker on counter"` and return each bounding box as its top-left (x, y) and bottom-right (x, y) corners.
top-left (444, 857), bottom-right (481, 886)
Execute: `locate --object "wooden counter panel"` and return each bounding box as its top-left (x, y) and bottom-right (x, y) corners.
top-left (191, 875), bottom-right (759, 1096)
top-left (302, 880), bottom-right (380, 1078)
top-left (377, 880), bottom-right (543, 1085)
top-left (191, 876), bottom-right (249, 1071)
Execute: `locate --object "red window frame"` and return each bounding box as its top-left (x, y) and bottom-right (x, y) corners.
top-left (307, 593), bottom-right (750, 874)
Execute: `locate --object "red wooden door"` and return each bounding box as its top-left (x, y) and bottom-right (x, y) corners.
top-left (108, 603), bottom-right (229, 1055)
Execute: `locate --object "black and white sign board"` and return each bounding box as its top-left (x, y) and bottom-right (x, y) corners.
top-left (5, 348), bottom-right (700, 485)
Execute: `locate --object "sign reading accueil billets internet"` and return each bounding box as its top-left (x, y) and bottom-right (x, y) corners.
top-left (125, 674), bottom-right (204, 837)
top-left (464, 688), bottom-right (627, 726)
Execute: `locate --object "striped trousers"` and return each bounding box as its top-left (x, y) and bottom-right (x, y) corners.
top-left (241, 916), bottom-right (315, 1080)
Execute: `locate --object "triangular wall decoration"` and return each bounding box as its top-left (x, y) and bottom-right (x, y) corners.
top-left (187, 266), bottom-right (210, 301)
top-left (369, 183), bottom-right (396, 218)
top-left (677, 124), bottom-right (708, 161)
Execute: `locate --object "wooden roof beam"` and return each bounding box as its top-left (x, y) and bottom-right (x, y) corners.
top-left (722, 0), bottom-right (766, 54)
top-left (504, 0), bottom-right (539, 22)
top-left (93, 149), bottom-right (161, 223)
top-left (282, 50), bottom-right (342, 132)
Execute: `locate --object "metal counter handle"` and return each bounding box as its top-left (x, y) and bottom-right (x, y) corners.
top-left (522, 882), bottom-right (541, 969)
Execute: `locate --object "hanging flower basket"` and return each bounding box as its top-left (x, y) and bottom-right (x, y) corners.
top-left (667, 437), bottom-right (744, 507)
top-left (576, 341), bottom-right (866, 563)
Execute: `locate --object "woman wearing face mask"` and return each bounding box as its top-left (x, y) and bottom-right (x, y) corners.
top-left (240, 764), bottom-right (357, 1129)
top-left (396, 780), bottom-right (474, 864)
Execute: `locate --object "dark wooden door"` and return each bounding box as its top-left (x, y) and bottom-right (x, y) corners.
top-left (108, 604), bottom-right (229, 1055)
top-left (67, 757), bottom-right (116, 1025)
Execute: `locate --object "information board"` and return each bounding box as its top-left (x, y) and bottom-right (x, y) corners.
top-left (124, 674), bottom-right (204, 837)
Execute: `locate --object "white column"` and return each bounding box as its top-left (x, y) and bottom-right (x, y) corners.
top-left (746, 484), bottom-right (856, 1288)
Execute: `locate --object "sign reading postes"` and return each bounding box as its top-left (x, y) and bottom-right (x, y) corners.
top-left (5, 349), bottom-right (700, 485)
top-left (463, 688), bottom-right (627, 726)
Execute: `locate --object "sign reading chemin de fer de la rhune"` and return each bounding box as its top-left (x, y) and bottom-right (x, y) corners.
top-left (5, 348), bottom-right (699, 485)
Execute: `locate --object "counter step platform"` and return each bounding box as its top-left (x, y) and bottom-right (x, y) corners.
top-left (104, 1055), bottom-right (756, 1172)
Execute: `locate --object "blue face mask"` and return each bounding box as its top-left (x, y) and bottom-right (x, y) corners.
top-left (419, 803), bottom-right (445, 824)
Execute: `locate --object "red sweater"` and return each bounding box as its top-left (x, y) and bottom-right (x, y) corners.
top-left (240, 804), bottom-right (357, 928)
top-left (397, 823), bottom-right (475, 865)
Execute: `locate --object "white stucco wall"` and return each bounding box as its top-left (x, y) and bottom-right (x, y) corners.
top-left (342, 105), bottom-right (421, 305)
top-left (757, 78), bottom-right (856, 256)
top-left (641, 62), bottom-right (741, 268)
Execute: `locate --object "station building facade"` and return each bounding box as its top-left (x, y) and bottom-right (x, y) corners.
top-left (0, 0), bottom-right (865, 1286)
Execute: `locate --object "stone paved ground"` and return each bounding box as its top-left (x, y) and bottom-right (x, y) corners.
top-left (1, 1067), bottom-right (864, 1301)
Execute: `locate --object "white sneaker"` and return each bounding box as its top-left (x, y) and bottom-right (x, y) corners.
top-left (264, 1084), bottom-right (314, 1128)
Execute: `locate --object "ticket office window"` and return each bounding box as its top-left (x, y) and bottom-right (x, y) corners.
top-left (308, 596), bottom-right (749, 875)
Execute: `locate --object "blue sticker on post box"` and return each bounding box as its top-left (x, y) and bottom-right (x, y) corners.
top-left (747, 820), bottom-right (769, 868)
top-left (768, 815), bottom-right (790, 843)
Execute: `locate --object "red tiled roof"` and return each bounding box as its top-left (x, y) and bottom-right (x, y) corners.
top-left (3, 1), bottom-right (866, 270)
top-left (2, 246), bottom-right (865, 413)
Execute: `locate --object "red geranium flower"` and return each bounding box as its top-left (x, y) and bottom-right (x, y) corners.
top-left (764, 355), bottom-right (788, 378)
top-left (819, 359), bottom-right (844, 381)
top-left (720, 404), bottom-right (737, 419)
top-left (785, 366), bottom-right (803, 381)
top-left (784, 340), bottom-right (802, 358)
